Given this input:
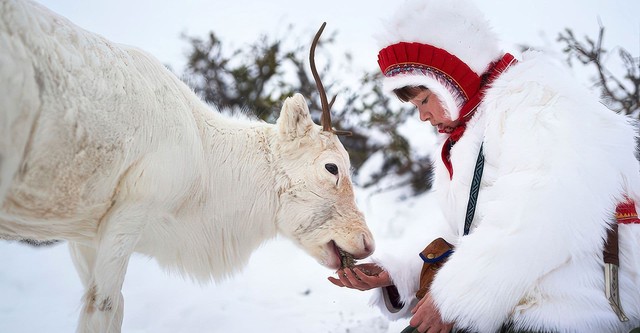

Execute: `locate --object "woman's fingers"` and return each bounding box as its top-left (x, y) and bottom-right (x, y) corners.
top-left (327, 275), bottom-right (344, 287)
top-left (328, 264), bottom-right (392, 291)
top-left (411, 293), bottom-right (428, 314)
top-left (328, 268), bottom-right (380, 290)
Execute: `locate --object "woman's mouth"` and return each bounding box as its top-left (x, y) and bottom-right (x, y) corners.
top-left (437, 124), bottom-right (455, 134)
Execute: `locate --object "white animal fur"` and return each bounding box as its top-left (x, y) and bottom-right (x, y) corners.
top-left (0, 1), bottom-right (375, 332)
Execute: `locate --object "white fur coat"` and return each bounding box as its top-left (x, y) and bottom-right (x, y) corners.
top-left (371, 51), bottom-right (640, 333)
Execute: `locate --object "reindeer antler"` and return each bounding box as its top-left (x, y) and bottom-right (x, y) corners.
top-left (309, 22), bottom-right (352, 136)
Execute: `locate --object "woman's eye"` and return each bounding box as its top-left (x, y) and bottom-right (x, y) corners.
top-left (325, 163), bottom-right (338, 175)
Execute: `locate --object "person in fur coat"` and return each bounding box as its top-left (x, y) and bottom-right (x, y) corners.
top-left (328, 0), bottom-right (640, 332)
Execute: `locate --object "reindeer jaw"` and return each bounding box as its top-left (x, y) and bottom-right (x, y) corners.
top-left (322, 240), bottom-right (372, 270)
top-left (318, 240), bottom-right (347, 270)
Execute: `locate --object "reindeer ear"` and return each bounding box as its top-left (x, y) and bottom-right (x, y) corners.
top-left (277, 93), bottom-right (315, 140)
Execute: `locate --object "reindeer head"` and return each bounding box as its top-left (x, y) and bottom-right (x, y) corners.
top-left (273, 24), bottom-right (374, 269)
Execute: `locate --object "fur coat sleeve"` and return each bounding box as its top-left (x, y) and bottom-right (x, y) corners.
top-left (368, 199), bottom-right (457, 320)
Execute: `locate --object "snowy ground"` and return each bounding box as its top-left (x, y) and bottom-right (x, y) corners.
top-left (0, 182), bottom-right (441, 333)
top-left (3, 1), bottom-right (637, 332)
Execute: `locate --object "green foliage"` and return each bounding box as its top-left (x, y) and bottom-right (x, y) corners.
top-left (180, 23), bottom-right (639, 198)
top-left (558, 26), bottom-right (640, 116)
top-left (185, 27), bottom-right (640, 200)
top-left (339, 72), bottom-right (433, 194)
top-left (181, 27), bottom-right (434, 196)
top-left (183, 32), bottom-right (286, 121)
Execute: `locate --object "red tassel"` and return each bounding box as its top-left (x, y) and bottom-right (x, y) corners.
top-left (616, 199), bottom-right (640, 224)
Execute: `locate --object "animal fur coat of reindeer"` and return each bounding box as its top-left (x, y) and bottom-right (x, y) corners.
top-left (0, 1), bottom-right (374, 332)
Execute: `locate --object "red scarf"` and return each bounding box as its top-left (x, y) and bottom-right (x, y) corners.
top-left (441, 53), bottom-right (517, 178)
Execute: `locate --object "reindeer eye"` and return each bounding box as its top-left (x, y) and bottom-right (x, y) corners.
top-left (325, 163), bottom-right (338, 175)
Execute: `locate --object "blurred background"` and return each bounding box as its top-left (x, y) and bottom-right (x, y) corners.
top-left (29, 0), bottom-right (640, 197)
top-left (1, 0), bottom-right (639, 332)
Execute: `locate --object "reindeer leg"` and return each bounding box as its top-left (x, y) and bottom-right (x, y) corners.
top-left (69, 242), bottom-right (97, 289)
top-left (76, 203), bottom-right (147, 333)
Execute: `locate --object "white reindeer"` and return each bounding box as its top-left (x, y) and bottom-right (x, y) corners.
top-left (0, 1), bottom-right (375, 332)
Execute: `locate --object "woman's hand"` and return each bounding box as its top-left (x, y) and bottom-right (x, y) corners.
top-left (327, 263), bottom-right (391, 291)
top-left (409, 293), bottom-right (453, 333)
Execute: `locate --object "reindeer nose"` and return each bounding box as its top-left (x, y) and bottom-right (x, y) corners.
top-left (356, 233), bottom-right (375, 259)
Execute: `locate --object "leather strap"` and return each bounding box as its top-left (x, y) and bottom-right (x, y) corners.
top-left (603, 224), bottom-right (619, 266)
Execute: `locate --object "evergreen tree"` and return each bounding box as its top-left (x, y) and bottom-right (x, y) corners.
top-left (180, 24), bottom-right (638, 199)
top-left (558, 25), bottom-right (639, 116)
top-left (181, 27), bottom-right (434, 196)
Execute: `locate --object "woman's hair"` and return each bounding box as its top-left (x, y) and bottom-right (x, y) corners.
top-left (393, 85), bottom-right (427, 102)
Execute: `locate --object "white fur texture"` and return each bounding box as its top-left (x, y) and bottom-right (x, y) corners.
top-left (372, 51), bottom-right (640, 332)
top-left (0, 1), bottom-right (375, 332)
top-left (375, 0), bottom-right (502, 75)
top-left (376, 0), bottom-right (503, 121)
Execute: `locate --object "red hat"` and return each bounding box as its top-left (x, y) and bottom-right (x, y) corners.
top-left (376, 0), bottom-right (502, 121)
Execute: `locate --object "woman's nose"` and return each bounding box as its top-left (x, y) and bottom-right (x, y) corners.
top-left (419, 108), bottom-right (430, 122)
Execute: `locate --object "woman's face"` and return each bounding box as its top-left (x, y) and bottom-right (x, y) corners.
top-left (409, 88), bottom-right (459, 133)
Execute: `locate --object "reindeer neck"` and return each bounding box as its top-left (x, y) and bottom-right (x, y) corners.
top-left (149, 112), bottom-right (284, 282)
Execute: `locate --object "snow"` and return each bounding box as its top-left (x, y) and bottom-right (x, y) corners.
top-left (3, 1), bottom-right (639, 331)
top-left (0, 2), bottom-right (447, 331)
top-left (0, 182), bottom-right (443, 332)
